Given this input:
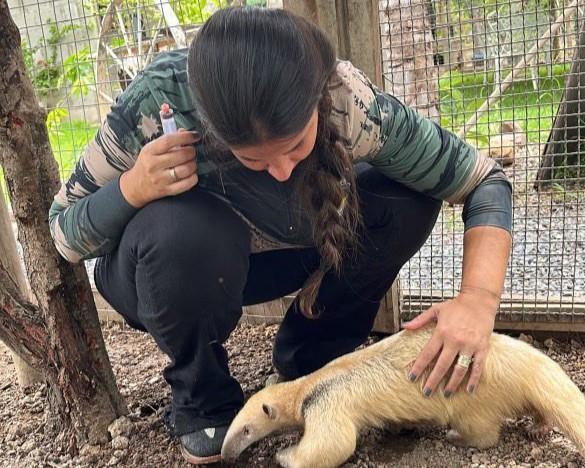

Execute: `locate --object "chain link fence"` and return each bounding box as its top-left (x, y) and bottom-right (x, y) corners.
top-left (4, 0), bottom-right (585, 330)
top-left (379, 0), bottom-right (585, 328)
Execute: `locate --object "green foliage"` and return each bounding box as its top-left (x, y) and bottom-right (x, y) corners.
top-left (21, 20), bottom-right (94, 99)
top-left (172, 0), bottom-right (267, 26)
top-left (173, 0), bottom-right (211, 24)
top-left (48, 117), bottom-right (99, 175)
top-left (59, 46), bottom-right (94, 97)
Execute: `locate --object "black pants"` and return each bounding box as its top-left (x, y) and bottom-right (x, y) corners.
top-left (95, 166), bottom-right (441, 435)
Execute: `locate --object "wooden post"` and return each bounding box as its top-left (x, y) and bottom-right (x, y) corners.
top-left (380, 0), bottom-right (440, 121)
top-left (0, 198), bottom-right (42, 388)
top-left (282, 0), bottom-right (400, 333)
top-left (282, 0), bottom-right (383, 88)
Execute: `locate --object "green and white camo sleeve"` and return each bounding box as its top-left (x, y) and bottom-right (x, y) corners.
top-left (329, 61), bottom-right (512, 232)
top-left (48, 72), bottom-right (158, 263)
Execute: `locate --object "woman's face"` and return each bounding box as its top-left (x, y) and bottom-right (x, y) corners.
top-left (229, 109), bottom-right (318, 182)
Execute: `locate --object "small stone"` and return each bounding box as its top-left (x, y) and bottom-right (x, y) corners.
top-left (530, 446), bottom-right (543, 459)
top-left (108, 416), bottom-right (133, 438)
top-left (544, 338), bottom-right (555, 349)
top-left (20, 438), bottom-right (36, 453)
top-left (567, 462), bottom-right (578, 468)
top-left (472, 454), bottom-right (481, 464)
top-left (571, 339), bottom-right (580, 349)
top-left (518, 333), bottom-right (533, 344)
top-left (111, 435), bottom-right (129, 450)
top-left (79, 444), bottom-right (101, 463)
top-left (5, 421), bottom-right (31, 441)
top-left (147, 376), bottom-right (159, 385)
top-left (113, 449), bottom-right (126, 459)
top-left (107, 456), bottom-right (119, 466)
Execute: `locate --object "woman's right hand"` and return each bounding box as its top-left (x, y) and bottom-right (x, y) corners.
top-left (120, 131), bottom-right (200, 208)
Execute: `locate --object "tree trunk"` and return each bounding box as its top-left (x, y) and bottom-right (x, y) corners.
top-left (380, 0), bottom-right (440, 121)
top-left (0, 197), bottom-right (42, 388)
top-left (536, 18), bottom-right (585, 188)
top-left (0, 0), bottom-right (126, 447)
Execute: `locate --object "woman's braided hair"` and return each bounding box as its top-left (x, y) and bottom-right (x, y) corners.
top-left (188, 7), bottom-right (361, 318)
top-left (294, 88), bottom-right (361, 317)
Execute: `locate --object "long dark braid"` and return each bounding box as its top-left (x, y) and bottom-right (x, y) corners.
top-left (295, 85), bottom-right (361, 318)
top-left (188, 7), bottom-right (362, 317)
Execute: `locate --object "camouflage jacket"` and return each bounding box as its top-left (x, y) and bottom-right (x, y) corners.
top-left (49, 49), bottom-right (511, 263)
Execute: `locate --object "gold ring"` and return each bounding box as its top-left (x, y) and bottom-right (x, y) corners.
top-left (169, 167), bottom-right (179, 182)
top-left (456, 354), bottom-right (473, 369)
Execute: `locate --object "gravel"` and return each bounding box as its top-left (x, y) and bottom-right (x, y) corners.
top-left (0, 322), bottom-right (584, 467)
top-left (401, 144), bottom-right (585, 300)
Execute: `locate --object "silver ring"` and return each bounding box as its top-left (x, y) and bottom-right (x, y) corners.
top-left (456, 354), bottom-right (473, 369)
top-left (169, 167), bottom-right (179, 182)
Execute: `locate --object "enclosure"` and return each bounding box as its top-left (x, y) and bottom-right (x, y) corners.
top-left (3, 0), bottom-right (584, 332)
top-left (1, 0), bottom-right (585, 466)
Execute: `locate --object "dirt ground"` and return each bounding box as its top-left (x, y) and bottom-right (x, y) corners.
top-left (0, 322), bottom-right (584, 468)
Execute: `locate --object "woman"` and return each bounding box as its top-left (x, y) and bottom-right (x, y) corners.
top-left (49, 7), bottom-right (512, 464)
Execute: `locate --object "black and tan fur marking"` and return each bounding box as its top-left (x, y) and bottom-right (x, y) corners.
top-left (222, 325), bottom-right (585, 468)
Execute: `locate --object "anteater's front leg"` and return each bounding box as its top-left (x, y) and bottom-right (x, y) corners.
top-left (276, 413), bottom-right (357, 468)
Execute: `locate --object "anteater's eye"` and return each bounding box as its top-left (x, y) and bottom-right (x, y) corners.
top-left (243, 425), bottom-right (250, 436)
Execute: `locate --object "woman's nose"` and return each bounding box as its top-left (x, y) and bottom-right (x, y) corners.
top-left (267, 158), bottom-right (296, 182)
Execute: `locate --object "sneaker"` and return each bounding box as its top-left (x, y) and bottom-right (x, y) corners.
top-left (179, 425), bottom-right (229, 465)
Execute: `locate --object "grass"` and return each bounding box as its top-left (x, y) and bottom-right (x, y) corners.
top-left (48, 119), bottom-right (98, 177)
top-left (439, 63), bottom-right (570, 148)
top-left (1, 119), bottom-right (98, 202)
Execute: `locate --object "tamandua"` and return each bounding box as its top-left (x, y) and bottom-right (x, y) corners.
top-left (221, 325), bottom-right (585, 468)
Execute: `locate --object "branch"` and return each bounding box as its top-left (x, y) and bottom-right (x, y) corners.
top-left (0, 263), bottom-right (48, 371)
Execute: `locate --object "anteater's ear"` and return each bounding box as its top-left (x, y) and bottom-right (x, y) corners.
top-left (262, 403), bottom-right (277, 420)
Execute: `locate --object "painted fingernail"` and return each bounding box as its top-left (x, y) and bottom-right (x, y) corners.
top-left (408, 372), bottom-right (417, 382)
top-left (444, 390), bottom-right (452, 398)
top-left (423, 387), bottom-right (432, 397)
top-left (190, 130), bottom-right (201, 140)
top-left (467, 385), bottom-right (475, 394)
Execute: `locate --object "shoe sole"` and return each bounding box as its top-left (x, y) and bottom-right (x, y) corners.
top-left (180, 445), bottom-right (223, 465)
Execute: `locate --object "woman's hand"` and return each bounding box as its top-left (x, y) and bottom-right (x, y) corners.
top-left (402, 288), bottom-right (497, 397)
top-left (120, 130), bottom-right (200, 208)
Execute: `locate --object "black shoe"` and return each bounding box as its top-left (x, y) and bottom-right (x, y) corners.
top-left (179, 425), bottom-right (229, 465)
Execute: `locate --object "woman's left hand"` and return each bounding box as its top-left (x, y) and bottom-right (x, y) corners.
top-left (402, 290), bottom-right (497, 397)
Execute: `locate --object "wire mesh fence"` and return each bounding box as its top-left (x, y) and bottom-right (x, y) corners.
top-left (379, 0), bottom-right (585, 326)
top-left (3, 0), bottom-right (585, 329)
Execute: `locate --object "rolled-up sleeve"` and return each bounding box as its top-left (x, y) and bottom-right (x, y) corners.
top-left (49, 73), bottom-right (158, 262)
top-left (328, 60), bottom-right (513, 233)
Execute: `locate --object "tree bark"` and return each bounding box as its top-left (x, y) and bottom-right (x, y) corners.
top-left (0, 197), bottom-right (42, 388)
top-left (0, 0), bottom-right (126, 447)
top-left (536, 18), bottom-right (585, 187)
